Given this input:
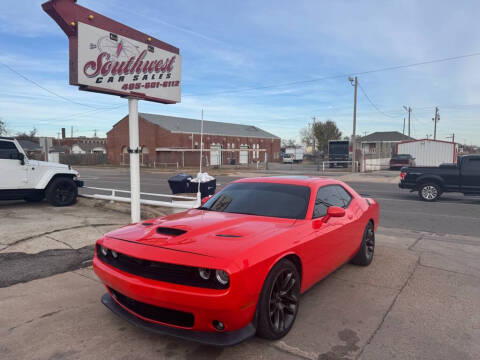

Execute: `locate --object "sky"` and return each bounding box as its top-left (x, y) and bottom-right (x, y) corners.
top-left (1, 0), bottom-right (479, 145)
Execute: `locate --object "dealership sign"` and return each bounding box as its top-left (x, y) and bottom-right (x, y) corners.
top-left (42, 0), bottom-right (181, 104)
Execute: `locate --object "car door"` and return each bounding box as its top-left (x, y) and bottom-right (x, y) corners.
top-left (308, 185), bottom-right (354, 278)
top-left (0, 140), bottom-right (28, 189)
top-left (460, 156), bottom-right (480, 193)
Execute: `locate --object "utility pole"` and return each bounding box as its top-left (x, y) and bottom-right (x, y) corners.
top-left (311, 116), bottom-right (316, 152)
top-left (446, 133), bottom-right (455, 143)
top-left (349, 76), bottom-right (358, 172)
top-left (432, 107), bottom-right (440, 140)
top-left (403, 117), bottom-right (405, 135)
top-left (70, 126), bottom-right (73, 138)
top-left (403, 106), bottom-right (411, 137)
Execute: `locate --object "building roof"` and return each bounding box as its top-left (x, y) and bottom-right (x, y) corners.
top-left (17, 139), bottom-right (42, 151)
top-left (72, 142), bottom-right (106, 152)
top-left (139, 113), bottom-right (280, 139)
top-left (360, 131), bottom-right (414, 142)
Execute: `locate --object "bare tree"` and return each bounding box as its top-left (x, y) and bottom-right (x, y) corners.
top-left (300, 126), bottom-right (314, 148)
top-left (281, 138), bottom-right (297, 148)
top-left (16, 127), bottom-right (38, 141)
top-left (312, 120), bottom-right (342, 154)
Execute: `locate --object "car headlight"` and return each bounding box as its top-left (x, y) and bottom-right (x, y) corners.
top-left (100, 246), bottom-right (108, 257)
top-left (215, 270), bottom-right (229, 285)
top-left (198, 268), bottom-right (211, 280)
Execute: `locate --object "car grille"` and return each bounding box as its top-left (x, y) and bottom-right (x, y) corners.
top-left (108, 287), bottom-right (194, 327)
top-left (96, 245), bottom-right (228, 289)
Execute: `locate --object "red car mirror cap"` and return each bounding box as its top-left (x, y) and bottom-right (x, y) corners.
top-left (322, 206), bottom-right (346, 223)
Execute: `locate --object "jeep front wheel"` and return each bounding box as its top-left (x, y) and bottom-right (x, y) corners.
top-left (46, 177), bottom-right (78, 206)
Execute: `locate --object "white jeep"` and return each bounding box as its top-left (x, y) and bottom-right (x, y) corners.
top-left (0, 137), bottom-right (83, 206)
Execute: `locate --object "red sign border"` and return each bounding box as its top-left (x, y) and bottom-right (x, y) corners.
top-left (42, 0), bottom-right (180, 104)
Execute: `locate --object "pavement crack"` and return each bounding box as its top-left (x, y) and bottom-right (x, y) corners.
top-left (4, 223), bottom-right (125, 249)
top-left (270, 340), bottom-right (319, 360)
top-left (355, 256), bottom-right (420, 360)
top-left (45, 235), bottom-right (74, 250)
top-left (408, 234), bottom-right (424, 251)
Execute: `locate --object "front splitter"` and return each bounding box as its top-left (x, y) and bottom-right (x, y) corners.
top-left (101, 293), bottom-right (256, 346)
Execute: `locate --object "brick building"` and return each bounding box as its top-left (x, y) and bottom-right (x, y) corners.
top-left (107, 113), bottom-right (281, 167)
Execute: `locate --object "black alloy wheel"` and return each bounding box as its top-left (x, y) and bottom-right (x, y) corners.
top-left (365, 224), bottom-right (375, 260)
top-left (46, 177), bottom-right (78, 207)
top-left (351, 222), bottom-right (375, 266)
top-left (257, 259), bottom-right (300, 340)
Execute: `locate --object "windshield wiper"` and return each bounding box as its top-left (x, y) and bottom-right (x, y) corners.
top-left (316, 199), bottom-right (335, 207)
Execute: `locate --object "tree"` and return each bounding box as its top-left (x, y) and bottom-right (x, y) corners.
top-left (281, 138), bottom-right (297, 148)
top-left (16, 127), bottom-right (37, 141)
top-left (300, 126), bottom-right (315, 148)
top-left (312, 120), bottom-right (342, 154)
top-left (0, 118), bottom-right (6, 136)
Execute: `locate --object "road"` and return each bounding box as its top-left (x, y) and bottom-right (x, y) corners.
top-left (78, 167), bottom-right (480, 237)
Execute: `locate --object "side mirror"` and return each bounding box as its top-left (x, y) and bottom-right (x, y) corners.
top-left (13, 152), bottom-right (25, 165)
top-left (201, 195), bottom-right (212, 205)
top-left (322, 206), bottom-right (346, 223)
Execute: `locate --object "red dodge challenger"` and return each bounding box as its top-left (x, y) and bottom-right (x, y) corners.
top-left (93, 177), bottom-right (379, 346)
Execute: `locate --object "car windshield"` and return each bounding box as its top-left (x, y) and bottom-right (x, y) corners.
top-left (395, 155), bottom-right (410, 160)
top-left (200, 182), bottom-right (311, 219)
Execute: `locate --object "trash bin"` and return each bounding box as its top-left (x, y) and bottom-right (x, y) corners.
top-left (190, 179), bottom-right (216, 198)
top-left (230, 158), bottom-right (236, 165)
top-left (189, 173), bottom-right (216, 198)
top-left (168, 173), bottom-right (193, 194)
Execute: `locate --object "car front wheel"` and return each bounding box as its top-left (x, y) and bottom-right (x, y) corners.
top-left (45, 177), bottom-right (78, 207)
top-left (256, 259), bottom-right (300, 340)
top-left (418, 183), bottom-right (441, 202)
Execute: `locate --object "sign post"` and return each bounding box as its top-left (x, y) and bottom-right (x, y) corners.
top-left (128, 98), bottom-right (141, 222)
top-left (42, 0), bottom-right (181, 223)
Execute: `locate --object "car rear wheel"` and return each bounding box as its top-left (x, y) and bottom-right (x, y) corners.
top-left (256, 259), bottom-right (300, 340)
top-left (418, 183), bottom-right (441, 202)
top-left (351, 222), bottom-right (375, 266)
top-left (45, 177), bottom-right (78, 207)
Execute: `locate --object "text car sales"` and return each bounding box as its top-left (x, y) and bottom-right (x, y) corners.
top-left (83, 49), bottom-right (179, 88)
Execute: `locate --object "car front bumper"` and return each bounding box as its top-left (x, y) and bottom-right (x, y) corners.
top-left (101, 292), bottom-right (256, 346)
top-left (74, 180), bottom-right (84, 187)
top-left (93, 255), bottom-right (258, 345)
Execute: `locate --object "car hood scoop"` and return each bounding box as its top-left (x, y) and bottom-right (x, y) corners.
top-left (105, 209), bottom-right (296, 258)
top-left (156, 227), bottom-right (187, 236)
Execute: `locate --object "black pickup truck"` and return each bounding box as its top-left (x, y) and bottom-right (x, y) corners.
top-left (399, 155), bottom-right (480, 201)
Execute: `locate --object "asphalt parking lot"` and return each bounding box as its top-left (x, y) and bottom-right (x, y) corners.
top-left (1, 167), bottom-right (479, 359)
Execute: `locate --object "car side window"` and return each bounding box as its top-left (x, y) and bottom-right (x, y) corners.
top-left (463, 158), bottom-right (480, 174)
top-left (0, 141), bottom-right (20, 160)
top-left (313, 185), bottom-right (353, 219)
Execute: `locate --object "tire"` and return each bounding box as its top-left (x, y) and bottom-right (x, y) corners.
top-left (418, 183), bottom-right (441, 202)
top-left (45, 177), bottom-right (78, 207)
top-left (256, 259), bottom-right (301, 340)
top-left (24, 192), bottom-right (45, 203)
top-left (351, 222), bottom-right (375, 266)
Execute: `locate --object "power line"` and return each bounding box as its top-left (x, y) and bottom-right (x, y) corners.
top-left (0, 60), bottom-right (98, 109)
top-left (357, 83), bottom-right (397, 118)
top-left (185, 51), bottom-right (480, 97)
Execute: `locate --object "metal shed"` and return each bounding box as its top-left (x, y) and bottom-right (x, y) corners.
top-left (397, 139), bottom-right (456, 166)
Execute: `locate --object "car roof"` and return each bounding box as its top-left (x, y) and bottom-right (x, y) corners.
top-left (232, 176), bottom-right (341, 187)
